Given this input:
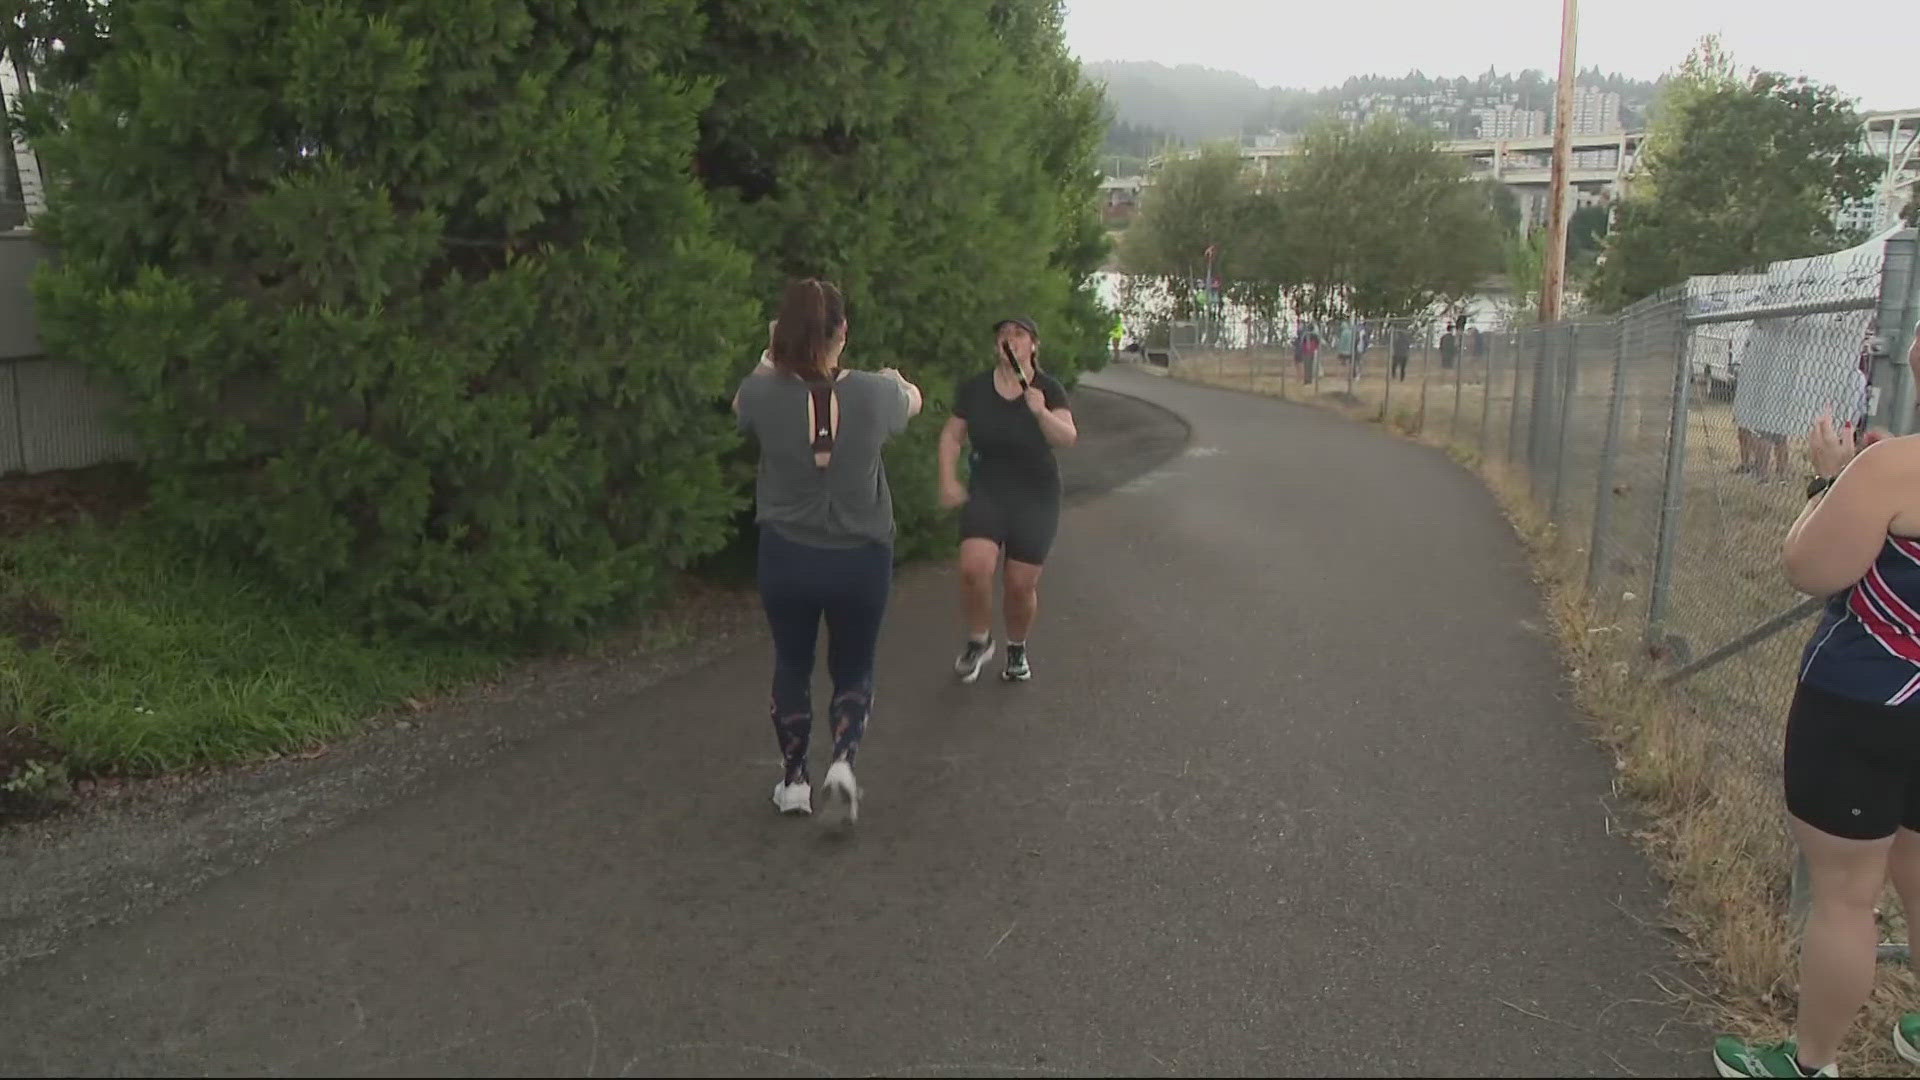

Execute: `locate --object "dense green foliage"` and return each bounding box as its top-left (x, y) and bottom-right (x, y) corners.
top-left (1589, 38), bottom-right (1880, 310)
top-left (14, 0), bottom-right (1109, 635)
top-left (1119, 118), bottom-right (1503, 327)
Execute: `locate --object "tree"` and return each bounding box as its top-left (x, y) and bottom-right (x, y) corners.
top-left (18, 0), bottom-right (1113, 611)
top-left (688, 0), bottom-right (1109, 561)
top-left (24, 0), bottom-right (756, 637)
top-left (2, 1), bottom-right (114, 92)
top-left (1568, 204), bottom-right (1609, 266)
top-left (1118, 143), bottom-right (1252, 317)
top-left (1588, 38), bottom-right (1880, 310)
top-left (1499, 227), bottom-right (1549, 324)
top-left (1478, 177), bottom-right (1523, 239)
top-left (1270, 116), bottom-right (1504, 322)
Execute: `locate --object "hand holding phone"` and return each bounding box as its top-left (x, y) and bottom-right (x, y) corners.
top-left (1001, 342), bottom-right (1028, 391)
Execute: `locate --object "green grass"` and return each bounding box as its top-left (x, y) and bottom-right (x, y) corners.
top-left (0, 515), bottom-right (510, 776)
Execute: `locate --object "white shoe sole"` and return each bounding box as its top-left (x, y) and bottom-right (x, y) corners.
top-left (771, 783), bottom-right (811, 816)
top-left (956, 642), bottom-right (995, 684)
top-left (818, 778), bottom-right (858, 828)
top-left (1896, 1019), bottom-right (1920, 1064)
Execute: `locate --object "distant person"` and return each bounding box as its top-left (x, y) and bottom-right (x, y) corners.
top-left (1303, 329), bottom-right (1323, 382)
top-left (940, 316), bottom-right (1076, 684)
top-left (1439, 323), bottom-right (1459, 371)
top-left (1336, 321), bottom-right (1357, 377)
top-left (1712, 323), bottom-right (1920, 1080)
top-left (1469, 325), bottom-right (1486, 364)
top-left (1390, 323), bottom-right (1412, 382)
top-left (734, 279), bottom-right (923, 826)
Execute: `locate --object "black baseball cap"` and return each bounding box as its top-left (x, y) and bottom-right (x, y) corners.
top-left (993, 315), bottom-right (1039, 340)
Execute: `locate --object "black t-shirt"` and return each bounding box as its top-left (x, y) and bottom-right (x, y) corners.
top-left (954, 369), bottom-right (1070, 489)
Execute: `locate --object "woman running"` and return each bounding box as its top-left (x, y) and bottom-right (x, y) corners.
top-left (1712, 324), bottom-right (1920, 1078)
top-left (938, 315), bottom-right (1077, 684)
top-left (733, 279), bottom-right (923, 825)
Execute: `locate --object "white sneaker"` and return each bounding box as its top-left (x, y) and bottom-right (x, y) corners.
top-left (771, 779), bottom-right (811, 815)
top-left (818, 761), bottom-right (859, 827)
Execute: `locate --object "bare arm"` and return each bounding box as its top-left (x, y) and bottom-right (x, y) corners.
top-left (1023, 385), bottom-right (1077, 448)
top-left (1784, 435), bottom-right (1904, 596)
top-left (1034, 405), bottom-right (1077, 448)
top-left (938, 415), bottom-right (967, 486)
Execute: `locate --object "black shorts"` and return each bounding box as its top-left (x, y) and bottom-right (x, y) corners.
top-left (960, 481), bottom-right (1060, 566)
top-left (1784, 680), bottom-right (1920, 840)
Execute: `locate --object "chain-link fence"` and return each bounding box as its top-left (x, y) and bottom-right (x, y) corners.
top-left (1153, 226), bottom-right (1920, 950)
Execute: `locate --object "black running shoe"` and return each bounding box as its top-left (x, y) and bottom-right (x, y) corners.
top-left (954, 637), bottom-right (995, 683)
top-left (1002, 643), bottom-right (1031, 683)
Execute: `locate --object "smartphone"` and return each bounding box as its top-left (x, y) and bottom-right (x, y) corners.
top-left (1001, 341), bottom-right (1028, 391)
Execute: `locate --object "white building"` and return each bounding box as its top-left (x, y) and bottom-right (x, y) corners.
top-left (1561, 86), bottom-right (1623, 137)
top-left (1475, 104), bottom-right (1547, 139)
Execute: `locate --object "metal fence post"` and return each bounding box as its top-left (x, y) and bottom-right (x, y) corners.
top-left (1417, 326), bottom-right (1431, 434)
top-left (1550, 323), bottom-right (1579, 525)
top-left (1379, 320), bottom-right (1395, 423)
top-left (1646, 303), bottom-right (1692, 649)
top-left (1508, 330), bottom-right (1525, 467)
top-left (1587, 318), bottom-right (1629, 595)
top-left (1479, 333), bottom-right (1495, 461)
top-left (1529, 330), bottom-right (1553, 503)
top-left (1871, 229), bottom-right (1919, 436)
top-left (1451, 323), bottom-right (1465, 443)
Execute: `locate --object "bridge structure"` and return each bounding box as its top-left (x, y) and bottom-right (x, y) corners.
top-left (1854, 108), bottom-right (1920, 233)
top-left (1147, 107), bottom-right (1920, 235)
top-left (1150, 129), bottom-right (1639, 184)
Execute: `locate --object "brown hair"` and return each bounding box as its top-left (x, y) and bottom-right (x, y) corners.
top-left (769, 278), bottom-right (846, 382)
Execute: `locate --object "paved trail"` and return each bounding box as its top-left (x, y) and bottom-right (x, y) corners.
top-left (0, 368), bottom-right (1699, 1077)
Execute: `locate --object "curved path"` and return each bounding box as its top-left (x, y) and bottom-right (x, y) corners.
top-left (0, 367), bottom-right (1697, 1077)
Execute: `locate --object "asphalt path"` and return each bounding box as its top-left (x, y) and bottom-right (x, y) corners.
top-left (0, 366), bottom-right (1699, 1077)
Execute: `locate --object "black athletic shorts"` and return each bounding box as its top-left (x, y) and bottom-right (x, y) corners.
top-left (1784, 680), bottom-right (1920, 840)
top-left (960, 481), bottom-right (1060, 566)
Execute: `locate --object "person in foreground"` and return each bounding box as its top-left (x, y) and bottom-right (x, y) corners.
top-left (939, 316), bottom-right (1076, 684)
top-left (1714, 325), bottom-right (1920, 1078)
top-left (733, 279), bottom-right (923, 826)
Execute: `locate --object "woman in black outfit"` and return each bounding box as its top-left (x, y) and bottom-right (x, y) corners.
top-left (937, 316), bottom-right (1077, 684)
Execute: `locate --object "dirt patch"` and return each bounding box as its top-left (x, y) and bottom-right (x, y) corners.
top-left (0, 464), bottom-right (148, 538)
top-left (1, 592), bottom-right (64, 651)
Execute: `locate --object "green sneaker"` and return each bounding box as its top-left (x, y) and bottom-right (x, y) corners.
top-left (1711, 1036), bottom-right (1837, 1078)
top-left (1895, 1014), bottom-right (1920, 1065)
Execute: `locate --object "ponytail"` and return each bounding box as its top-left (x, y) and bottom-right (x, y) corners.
top-left (769, 278), bottom-right (846, 382)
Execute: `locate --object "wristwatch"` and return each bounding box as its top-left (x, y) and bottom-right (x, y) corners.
top-left (1806, 474), bottom-right (1837, 499)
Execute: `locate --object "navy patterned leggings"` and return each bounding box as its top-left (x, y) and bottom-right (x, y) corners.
top-left (757, 528), bottom-right (893, 785)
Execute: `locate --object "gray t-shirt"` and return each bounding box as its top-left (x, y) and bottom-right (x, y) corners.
top-left (736, 368), bottom-right (912, 549)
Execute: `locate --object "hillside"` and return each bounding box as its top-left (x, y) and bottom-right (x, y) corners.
top-left (1087, 60), bottom-right (1664, 171)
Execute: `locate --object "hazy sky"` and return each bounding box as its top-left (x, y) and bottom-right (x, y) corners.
top-left (1062, 0), bottom-right (1914, 112)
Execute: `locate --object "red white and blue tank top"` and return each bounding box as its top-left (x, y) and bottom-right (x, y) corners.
top-left (1801, 534), bottom-right (1920, 705)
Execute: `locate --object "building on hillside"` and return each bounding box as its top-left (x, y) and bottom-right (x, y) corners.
top-left (1561, 86), bottom-right (1624, 136)
top-left (1474, 104), bottom-right (1547, 139)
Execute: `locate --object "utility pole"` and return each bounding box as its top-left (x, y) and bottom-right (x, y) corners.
top-left (1541, 0), bottom-right (1579, 323)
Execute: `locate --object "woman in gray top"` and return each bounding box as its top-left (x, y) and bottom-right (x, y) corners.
top-left (733, 279), bottom-right (923, 826)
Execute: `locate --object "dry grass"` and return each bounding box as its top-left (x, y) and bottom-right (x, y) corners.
top-left (1167, 345), bottom-right (1920, 1076)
